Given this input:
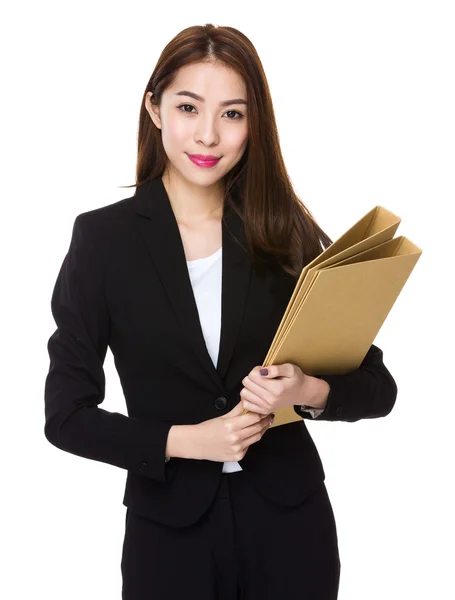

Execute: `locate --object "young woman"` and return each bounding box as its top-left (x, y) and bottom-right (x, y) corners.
top-left (44, 23), bottom-right (398, 600)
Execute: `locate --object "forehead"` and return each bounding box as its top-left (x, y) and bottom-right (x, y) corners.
top-left (167, 62), bottom-right (247, 97)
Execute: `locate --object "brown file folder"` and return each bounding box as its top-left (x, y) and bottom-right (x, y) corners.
top-left (241, 206), bottom-right (422, 428)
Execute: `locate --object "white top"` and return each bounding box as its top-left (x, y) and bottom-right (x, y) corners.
top-left (186, 246), bottom-right (322, 473)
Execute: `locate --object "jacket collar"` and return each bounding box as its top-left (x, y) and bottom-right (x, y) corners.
top-left (132, 176), bottom-right (252, 392)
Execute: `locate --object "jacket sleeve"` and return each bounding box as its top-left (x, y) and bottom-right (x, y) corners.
top-left (294, 343), bottom-right (398, 422)
top-left (44, 214), bottom-right (178, 482)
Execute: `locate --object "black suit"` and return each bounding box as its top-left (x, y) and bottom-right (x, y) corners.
top-left (44, 176), bottom-right (398, 530)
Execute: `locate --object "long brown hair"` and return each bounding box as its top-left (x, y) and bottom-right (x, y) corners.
top-left (121, 23), bottom-right (332, 280)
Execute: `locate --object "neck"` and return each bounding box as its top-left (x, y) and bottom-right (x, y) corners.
top-left (161, 168), bottom-right (224, 225)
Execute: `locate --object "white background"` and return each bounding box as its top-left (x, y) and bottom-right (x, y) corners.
top-left (2, 1), bottom-right (454, 598)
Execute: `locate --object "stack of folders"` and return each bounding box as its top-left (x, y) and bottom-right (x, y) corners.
top-left (241, 206), bottom-right (422, 428)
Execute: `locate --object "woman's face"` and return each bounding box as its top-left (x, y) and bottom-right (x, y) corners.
top-left (145, 61), bottom-right (248, 188)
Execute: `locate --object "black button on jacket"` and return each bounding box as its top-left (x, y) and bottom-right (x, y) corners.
top-left (44, 176), bottom-right (398, 528)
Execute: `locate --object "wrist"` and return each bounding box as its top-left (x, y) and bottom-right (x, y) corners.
top-left (166, 424), bottom-right (196, 460)
top-left (300, 376), bottom-right (330, 410)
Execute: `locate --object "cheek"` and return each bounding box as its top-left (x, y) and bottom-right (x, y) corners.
top-left (161, 115), bottom-right (189, 148)
top-left (226, 126), bottom-right (248, 150)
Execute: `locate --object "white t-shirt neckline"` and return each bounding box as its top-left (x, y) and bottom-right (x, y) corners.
top-left (186, 246), bottom-right (222, 265)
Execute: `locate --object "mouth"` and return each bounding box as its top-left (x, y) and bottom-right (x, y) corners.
top-left (187, 153), bottom-right (221, 168)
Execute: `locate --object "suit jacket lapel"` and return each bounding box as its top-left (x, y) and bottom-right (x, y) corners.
top-left (133, 176), bottom-right (252, 392)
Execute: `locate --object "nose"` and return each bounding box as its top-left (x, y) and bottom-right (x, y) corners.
top-left (195, 114), bottom-right (220, 147)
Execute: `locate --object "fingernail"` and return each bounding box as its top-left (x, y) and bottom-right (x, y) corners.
top-left (260, 368), bottom-right (268, 376)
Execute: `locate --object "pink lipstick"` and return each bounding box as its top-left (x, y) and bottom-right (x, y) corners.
top-left (187, 153), bottom-right (221, 168)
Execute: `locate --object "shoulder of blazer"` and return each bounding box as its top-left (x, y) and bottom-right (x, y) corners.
top-left (77, 192), bottom-right (136, 224)
top-left (63, 194), bottom-right (137, 283)
top-left (72, 193), bottom-right (137, 243)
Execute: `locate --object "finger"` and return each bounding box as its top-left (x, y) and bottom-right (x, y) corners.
top-left (243, 370), bottom-right (285, 394)
top-left (242, 398), bottom-right (269, 416)
top-left (244, 413), bottom-right (274, 444)
top-left (241, 376), bottom-right (276, 402)
top-left (238, 399), bottom-right (263, 421)
top-left (240, 385), bottom-right (265, 409)
top-left (260, 412), bottom-right (274, 426)
top-left (256, 363), bottom-right (294, 380)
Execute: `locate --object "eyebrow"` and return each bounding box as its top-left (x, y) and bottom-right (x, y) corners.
top-left (174, 90), bottom-right (247, 107)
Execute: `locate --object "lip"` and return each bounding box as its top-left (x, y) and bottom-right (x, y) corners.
top-left (189, 154), bottom-right (221, 160)
top-left (187, 153), bottom-right (221, 168)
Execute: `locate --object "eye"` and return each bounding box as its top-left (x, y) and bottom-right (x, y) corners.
top-left (176, 104), bottom-right (244, 120)
top-left (177, 104), bottom-right (197, 114)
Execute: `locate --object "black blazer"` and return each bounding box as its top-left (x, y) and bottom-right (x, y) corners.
top-left (44, 176), bottom-right (398, 528)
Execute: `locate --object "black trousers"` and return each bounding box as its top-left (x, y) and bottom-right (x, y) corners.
top-left (121, 469), bottom-right (341, 599)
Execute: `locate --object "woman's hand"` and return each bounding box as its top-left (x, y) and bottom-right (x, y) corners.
top-left (240, 363), bottom-right (311, 415)
top-left (188, 401), bottom-right (274, 462)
